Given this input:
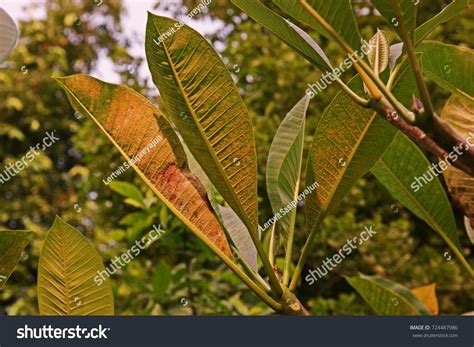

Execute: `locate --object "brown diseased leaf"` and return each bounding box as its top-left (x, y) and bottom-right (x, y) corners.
top-left (56, 74), bottom-right (232, 257)
top-left (441, 93), bottom-right (474, 241)
top-left (410, 283), bottom-right (439, 315)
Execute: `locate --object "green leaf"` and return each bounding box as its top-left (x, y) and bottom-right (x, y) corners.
top-left (55, 74), bottom-right (233, 258)
top-left (145, 13), bottom-right (258, 235)
top-left (371, 132), bottom-right (473, 277)
top-left (272, 0), bottom-right (361, 49)
top-left (346, 274), bottom-right (431, 315)
top-left (417, 41), bottom-right (474, 97)
top-left (218, 206), bottom-right (257, 271)
top-left (153, 260), bottom-right (171, 299)
top-left (371, 0), bottom-right (417, 41)
top-left (109, 181), bottom-right (145, 206)
top-left (368, 29), bottom-right (389, 76)
top-left (38, 216), bottom-right (114, 315)
top-left (0, 229), bottom-right (31, 289)
top-left (415, 0), bottom-right (469, 45)
top-left (305, 59), bottom-right (416, 235)
top-left (266, 95), bottom-right (309, 241)
top-left (231, 0), bottom-right (331, 71)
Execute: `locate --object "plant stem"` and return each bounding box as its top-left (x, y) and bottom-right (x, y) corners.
top-left (289, 215), bottom-right (324, 291)
top-left (252, 232), bottom-right (283, 297)
top-left (232, 245), bottom-right (271, 292)
top-left (387, 56), bottom-right (407, 90)
top-left (283, 210), bottom-right (296, 286)
top-left (196, 229), bottom-right (283, 311)
top-left (335, 79), bottom-right (370, 107)
top-left (283, 191), bottom-right (300, 286)
top-left (268, 223), bottom-right (278, 267)
top-left (299, 0), bottom-right (415, 123)
top-left (371, 98), bottom-right (474, 176)
top-left (390, 0), bottom-right (435, 122)
top-left (298, 0), bottom-right (381, 101)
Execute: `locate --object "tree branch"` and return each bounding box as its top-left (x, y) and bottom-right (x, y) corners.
top-left (370, 98), bottom-right (474, 176)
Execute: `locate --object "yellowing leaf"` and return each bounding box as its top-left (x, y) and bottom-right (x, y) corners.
top-left (305, 59), bottom-right (416, 241)
top-left (38, 217), bottom-right (114, 315)
top-left (305, 78), bottom-right (397, 236)
top-left (56, 74), bottom-right (233, 258)
top-left (145, 13), bottom-right (258, 236)
top-left (411, 283), bottom-right (439, 315)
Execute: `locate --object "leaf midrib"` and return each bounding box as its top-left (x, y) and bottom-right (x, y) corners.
top-left (58, 229), bottom-right (72, 314)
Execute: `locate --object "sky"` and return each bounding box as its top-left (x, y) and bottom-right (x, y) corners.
top-left (0, 0), bottom-right (222, 82)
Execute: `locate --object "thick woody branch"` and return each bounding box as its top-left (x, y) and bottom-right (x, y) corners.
top-left (370, 98), bottom-right (474, 176)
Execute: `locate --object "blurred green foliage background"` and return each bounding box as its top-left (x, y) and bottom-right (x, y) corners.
top-left (0, 0), bottom-right (472, 315)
